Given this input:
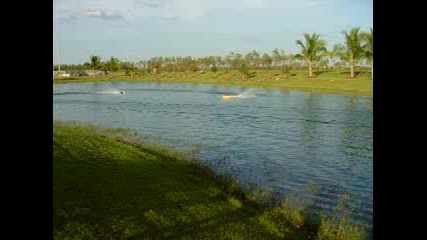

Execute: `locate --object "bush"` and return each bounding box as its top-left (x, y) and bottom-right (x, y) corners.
top-left (211, 65), bottom-right (218, 73)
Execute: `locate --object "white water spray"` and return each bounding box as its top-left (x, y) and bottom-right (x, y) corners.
top-left (97, 90), bottom-right (123, 94)
top-left (94, 83), bottom-right (125, 94)
top-left (236, 89), bottom-right (257, 98)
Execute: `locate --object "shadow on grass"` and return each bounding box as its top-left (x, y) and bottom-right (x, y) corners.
top-left (53, 123), bottom-right (367, 239)
top-left (246, 72), bottom-right (257, 78)
top-left (312, 71), bottom-right (331, 77)
top-left (53, 125), bottom-right (298, 239)
top-left (339, 71), bottom-right (369, 77)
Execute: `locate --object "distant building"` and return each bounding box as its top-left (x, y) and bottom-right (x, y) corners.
top-left (53, 70), bottom-right (109, 77)
top-left (82, 70), bottom-right (109, 76)
top-left (53, 71), bottom-right (70, 78)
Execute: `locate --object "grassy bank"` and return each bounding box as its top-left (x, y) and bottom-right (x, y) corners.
top-left (53, 69), bottom-right (373, 96)
top-left (53, 122), bottom-right (366, 239)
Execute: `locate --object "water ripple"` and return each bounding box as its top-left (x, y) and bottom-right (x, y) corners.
top-left (53, 82), bottom-right (373, 226)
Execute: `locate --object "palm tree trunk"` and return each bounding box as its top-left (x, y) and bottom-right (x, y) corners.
top-left (308, 61), bottom-right (313, 77)
top-left (350, 60), bottom-right (354, 78)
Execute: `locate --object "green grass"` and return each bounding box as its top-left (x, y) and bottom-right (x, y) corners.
top-left (53, 69), bottom-right (373, 96)
top-left (53, 122), bottom-right (367, 239)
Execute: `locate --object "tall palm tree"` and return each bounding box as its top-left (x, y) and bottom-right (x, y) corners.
top-left (89, 55), bottom-right (101, 77)
top-left (335, 27), bottom-right (364, 78)
top-left (295, 33), bottom-right (327, 77)
top-left (361, 28), bottom-right (373, 78)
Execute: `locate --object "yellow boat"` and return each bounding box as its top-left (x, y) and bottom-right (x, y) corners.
top-left (222, 95), bottom-right (238, 100)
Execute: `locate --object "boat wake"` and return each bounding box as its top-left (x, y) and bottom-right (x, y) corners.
top-left (94, 82), bottom-right (125, 94)
top-left (236, 92), bottom-right (256, 99)
top-left (222, 90), bottom-right (257, 100)
top-left (96, 89), bottom-right (125, 94)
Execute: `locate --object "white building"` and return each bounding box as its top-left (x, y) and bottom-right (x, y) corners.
top-left (53, 71), bottom-right (70, 78)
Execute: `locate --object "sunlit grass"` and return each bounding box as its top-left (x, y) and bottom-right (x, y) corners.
top-left (53, 121), bottom-right (368, 239)
top-left (53, 69), bottom-right (373, 96)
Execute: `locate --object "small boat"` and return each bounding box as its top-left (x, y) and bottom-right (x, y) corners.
top-left (222, 95), bottom-right (238, 99)
top-left (120, 91), bottom-right (125, 94)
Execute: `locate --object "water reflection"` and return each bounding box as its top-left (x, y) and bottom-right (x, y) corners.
top-left (300, 94), bottom-right (321, 145)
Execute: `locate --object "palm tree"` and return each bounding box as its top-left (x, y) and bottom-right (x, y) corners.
top-left (128, 63), bottom-right (137, 80)
top-left (89, 55), bottom-right (101, 77)
top-left (106, 56), bottom-right (119, 72)
top-left (261, 53), bottom-right (273, 69)
top-left (295, 33), bottom-right (327, 77)
top-left (361, 28), bottom-right (373, 78)
top-left (335, 27), bottom-right (364, 78)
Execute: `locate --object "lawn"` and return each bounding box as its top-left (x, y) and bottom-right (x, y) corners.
top-left (53, 69), bottom-right (373, 96)
top-left (53, 122), bottom-right (366, 239)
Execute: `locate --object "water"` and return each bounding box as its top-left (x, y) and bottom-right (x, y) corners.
top-left (53, 82), bottom-right (373, 227)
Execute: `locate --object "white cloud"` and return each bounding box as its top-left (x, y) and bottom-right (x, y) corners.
top-left (135, 0), bottom-right (166, 8)
top-left (53, 7), bottom-right (78, 24)
top-left (85, 9), bottom-right (102, 17)
top-left (85, 8), bottom-right (124, 20)
top-left (56, 0), bottom-right (333, 22)
top-left (152, 0), bottom-right (324, 20)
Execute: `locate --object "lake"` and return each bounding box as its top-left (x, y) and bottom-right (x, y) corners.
top-left (53, 81), bottom-right (373, 227)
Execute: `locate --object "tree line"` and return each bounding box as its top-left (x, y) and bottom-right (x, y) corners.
top-left (54, 27), bottom-right (373, 79)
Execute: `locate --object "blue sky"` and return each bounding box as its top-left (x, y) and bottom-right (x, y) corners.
top-left (53, 0), bottom-right (373, 64)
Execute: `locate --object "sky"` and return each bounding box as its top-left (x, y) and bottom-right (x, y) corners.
top-left (53, 0), bottom-right (373, 65)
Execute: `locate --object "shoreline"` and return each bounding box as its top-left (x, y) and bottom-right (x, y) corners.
top-left (53, 122), bottom-right (368, 239)
top-left (53, 70), bottom-right (373, 97)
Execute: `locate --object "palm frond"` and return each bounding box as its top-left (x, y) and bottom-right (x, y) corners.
top-left (295, 32), bottom-right (328, 62)
top-left (340, 27), bottom-right (365, 62)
